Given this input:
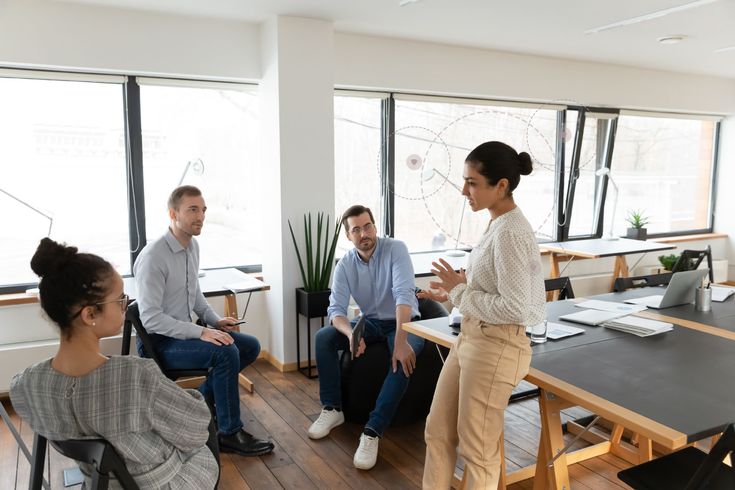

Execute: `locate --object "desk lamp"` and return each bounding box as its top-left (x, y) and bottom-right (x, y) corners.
top-left (595, 167), bottom-right (619, 241)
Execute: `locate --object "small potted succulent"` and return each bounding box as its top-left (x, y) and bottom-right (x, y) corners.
top-left (625, 209), bottom-right (649, 240)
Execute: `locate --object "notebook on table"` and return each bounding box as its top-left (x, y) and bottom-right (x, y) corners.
top-left (623, 268), bottom-right (709, 309)
top-left (559, 309), bottom-right (628, 326)
top-left (603, 316), bottom-right (673, 337)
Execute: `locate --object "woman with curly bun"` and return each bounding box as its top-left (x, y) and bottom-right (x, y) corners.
top-left (10, 238), bottom-right (219, 489)
top-left (420, 142), bottom-right (546, 488)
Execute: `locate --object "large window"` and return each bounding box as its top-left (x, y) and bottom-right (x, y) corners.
top-left (333, 93), bottom-right (720, 253)
top-left (334, 93), bottom-right (383, 254)
top-left (139, 81), bottom-right (262, 269)
top-left (609, 113), bottom-right (717, 235)
top-left (391, 96), bottom-right (558, 252)
top-left (0, 74), bottom-right (128, 286)
top-left (0, 71), bottom-right (260, 292)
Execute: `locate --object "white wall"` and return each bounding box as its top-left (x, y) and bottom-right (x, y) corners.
top-left (1, 6), bottom-right (735, 387)
top-left (259, 16), bottom-right (335, 365)
top-left (334, 33), bottom-right (735, 115)
top-left (0, 0), bottom-right (260, 81)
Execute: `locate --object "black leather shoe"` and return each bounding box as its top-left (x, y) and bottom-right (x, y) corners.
top-left (218, 430), bottom-right (274, 456)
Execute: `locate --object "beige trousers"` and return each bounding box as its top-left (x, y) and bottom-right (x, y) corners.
top-left (423, 317), bottom-right (532, 489)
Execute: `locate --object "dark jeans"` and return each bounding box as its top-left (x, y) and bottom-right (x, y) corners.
top-left (145, 332), bottom-right (261, 435)
top-left (315, 317), bottom-right (425, 436)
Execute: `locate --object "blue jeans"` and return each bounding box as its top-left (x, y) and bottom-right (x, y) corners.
top-left (144, 332), bottom-right (261, 435)
top-left (315, 318), bottom-right (425, 436)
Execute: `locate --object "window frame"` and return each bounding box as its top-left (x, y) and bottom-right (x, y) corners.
top-left (337, 91), bottom-right (720, 250)
top-left (0, 70), bottom-right (260, 294)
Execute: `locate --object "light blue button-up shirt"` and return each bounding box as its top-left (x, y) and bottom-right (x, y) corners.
top-left (133, 229), bottom-right (221, 339)
top-left (327, 237), bottom-right (418, 323)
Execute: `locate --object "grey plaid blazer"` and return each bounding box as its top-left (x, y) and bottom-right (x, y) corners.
top-left (10, 356), bottom-right (218, 489)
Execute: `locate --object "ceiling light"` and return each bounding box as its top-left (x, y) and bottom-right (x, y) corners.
top-left (658, 35), bottom-right (686, 44)
top-left (399, 0), bottom-right (421, 5)
top-left (585, 0), bottom-right (719, 34)
top-left (714, 45), bottom-right (735, 53)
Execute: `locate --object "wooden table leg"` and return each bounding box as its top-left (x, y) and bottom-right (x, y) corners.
top-left (533, 389), bottom-right (570, 490)
top-left (610, 256), bottom-right (630, 291)
top-left (548, 254), bottom-right (562, 301)
top-left (224, 293), bottom-right (254, 393)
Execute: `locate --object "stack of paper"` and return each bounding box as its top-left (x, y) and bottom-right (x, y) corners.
top-left (602, 316), bottom-right (673, 337)
top-left (576, 300), bottom-right (647, 313)
top-left (711, 285), bottom-right (735, 302)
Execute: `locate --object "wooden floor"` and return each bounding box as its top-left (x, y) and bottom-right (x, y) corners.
top-left (1, 360), bottom-right (636, 489)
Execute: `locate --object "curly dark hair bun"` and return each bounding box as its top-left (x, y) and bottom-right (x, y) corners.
top-left (30, 237), bottom-right (78, 278)
top-left (30, 238), bottom-right (114, 334)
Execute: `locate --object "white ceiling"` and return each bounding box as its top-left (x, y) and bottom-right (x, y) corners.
top-left (62, 0), bottom-right (735, 79)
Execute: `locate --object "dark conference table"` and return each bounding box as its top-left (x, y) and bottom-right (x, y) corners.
top-left (404, 289), bottom-right (735, 490)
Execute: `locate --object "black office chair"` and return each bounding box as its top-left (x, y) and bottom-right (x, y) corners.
top-left (618, 423), bottom-right (735, 489)
top-left (121, 303), bottom-right (212, 382)
top-left (672, 245), bottom-right (714, 283)
top-left (544, 276), bottom-right (575, 300)
top-left (510, 277), bottom-right (576, 403)
top-left (613, 272), bottom-right (673, 292)
top-left (30, 434), bottom-right (139, 490)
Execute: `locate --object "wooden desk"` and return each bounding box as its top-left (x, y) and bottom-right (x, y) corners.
top-left (404, 297), bottom-right (735, 489)
top-left (540, 238), bottom-right (675, 290)
top-left (124, 268), bottom-right (269, 393)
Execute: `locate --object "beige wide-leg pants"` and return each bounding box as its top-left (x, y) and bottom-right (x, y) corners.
top-left (423, 317), bottom-right (532, 489)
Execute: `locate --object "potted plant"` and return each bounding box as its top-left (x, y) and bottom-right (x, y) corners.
top-left (658, 253), bottom-right (679, 272)
top-left (625, 209), bottom-right (649, 240)
top-left (289, 212), bottom-right (341, 377)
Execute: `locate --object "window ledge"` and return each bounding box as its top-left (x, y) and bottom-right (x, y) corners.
top-left (650, 232), bottom-right (727, 244)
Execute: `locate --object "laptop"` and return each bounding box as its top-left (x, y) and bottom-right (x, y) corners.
top-left (624, 269), bottom-right (709, 309)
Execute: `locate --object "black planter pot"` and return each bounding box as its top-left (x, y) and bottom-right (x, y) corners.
top-left (626, 227), bottom-right (647, 240)
top-left (295, 288), bottom-right (331, 378)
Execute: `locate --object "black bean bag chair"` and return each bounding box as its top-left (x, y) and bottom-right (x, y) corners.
top-left (339, 297), bottom-right (449, 426)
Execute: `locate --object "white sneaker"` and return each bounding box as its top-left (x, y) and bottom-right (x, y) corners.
top-left (353, 433), bottom-right (379, 470)
top-left (308, 408), bottom-right (345, 439)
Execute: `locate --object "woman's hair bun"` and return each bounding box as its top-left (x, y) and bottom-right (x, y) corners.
top-left (30, 238), bottom-right (78, 277)
top-left (518, 152), bottom-right (533, 176)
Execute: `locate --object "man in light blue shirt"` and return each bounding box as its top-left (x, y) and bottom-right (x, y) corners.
top-left (308, 204), bottom-right (424, 471)
top-left (134, 185), bottom-right (273, 457)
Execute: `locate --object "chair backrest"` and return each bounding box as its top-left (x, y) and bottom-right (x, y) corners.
top-left (544, 277), bottom-right (575, 300)
top-left (121, 303), bottom-right (211, 382)
top-left (613, 272), bottom-right (673, 292)
top-left (31, 434), bottom-right (140, 490)
top-left (121, 303), bottom-right (161, 366)
top-left (685, 423), bottom-right (735, 489)
top-left (51, 438), bottom-right (140, 490)
top-left (672, 245), bottom-right (714, 283)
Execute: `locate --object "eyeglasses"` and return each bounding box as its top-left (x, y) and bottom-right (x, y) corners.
top-left (349, 222), bottom-right (375, 236)
top-left (72, 294), bottom-right (131, 319)
top-left (96, 294), bottom-right (131, 313)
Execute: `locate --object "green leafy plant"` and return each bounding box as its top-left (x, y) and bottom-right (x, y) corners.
top-left (288, 212), bottom-right (341, 292)
top-left (658, 254), bottom-right (679, 271)
top-left (658, 253), bottom-right (696, 272)
top-left (625, 209), bottom-right (650, 229)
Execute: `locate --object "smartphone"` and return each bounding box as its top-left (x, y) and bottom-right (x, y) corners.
top-left (232, 320), bottom-right (247, 326)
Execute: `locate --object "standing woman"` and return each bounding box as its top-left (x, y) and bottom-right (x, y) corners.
top-left (10, 238), bottom-right (219, 489)
top-left (421, 141), bottom-right (546, 488)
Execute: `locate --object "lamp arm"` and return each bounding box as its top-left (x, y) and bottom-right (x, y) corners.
top-left (0, 188), bottom-right (53, 236)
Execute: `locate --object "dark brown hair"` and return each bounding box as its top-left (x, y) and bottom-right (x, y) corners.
top-left (341, 205), bottom-right (375, 233)
top-left (167, 185), bottom-right (202, 211)
top-left (30, 238), bottom-right (115, 337)
top-left (465, 141), bottom-right (533, 195)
